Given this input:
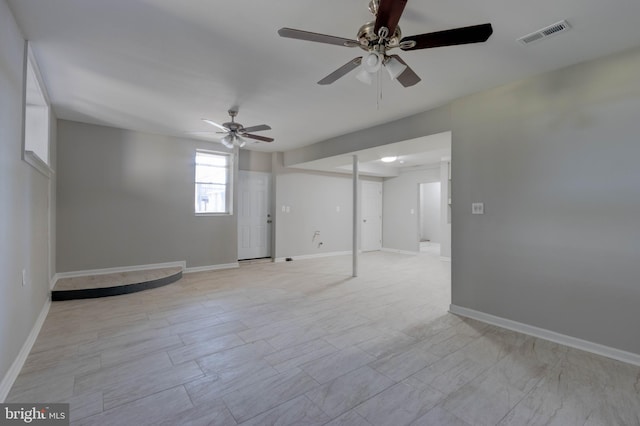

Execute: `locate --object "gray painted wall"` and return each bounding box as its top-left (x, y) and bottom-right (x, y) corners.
top-left (290, 45), bottom-right (640, 355)
top-left (450, 46), bottom-right (640, 354)
top-left (0, 1), bottom-right (54, 395)
top-left (238, 149), bottom-right (271, 173)
top-left (273, 154), bottom-right (353, 259)
top-left (56, 120), bottom-right (238, 271)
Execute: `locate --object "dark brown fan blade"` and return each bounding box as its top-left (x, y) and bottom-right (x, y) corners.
top-left (374, 0), bottom-right (408, 36)
top-left (318, 57), bottom-right (362, 85)
top-left (400, 23), bottom-right (493, 51)
top-left (389, 55), bottom-right (421, 87)
top-left (242, 133), bottom-right (274, 143)
top-left (278, 28), bottom-right (360, 47)
top-left (241, 124), bottom-right (271, 133)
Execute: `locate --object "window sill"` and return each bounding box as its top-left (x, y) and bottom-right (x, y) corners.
top-left (24, 150), bottom-right (54, 179)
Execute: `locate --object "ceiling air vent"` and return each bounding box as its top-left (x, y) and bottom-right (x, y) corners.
top-left (517, 20), bottom-right (571, 45)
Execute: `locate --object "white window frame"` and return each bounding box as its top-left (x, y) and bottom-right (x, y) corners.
top-left (22, 41), bottom-right (53, 178)
top-left (194, 149), bottom-right (233, 216)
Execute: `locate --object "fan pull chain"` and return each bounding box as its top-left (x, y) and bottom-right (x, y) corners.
top-left (376, 70), bottom-right (382, 110)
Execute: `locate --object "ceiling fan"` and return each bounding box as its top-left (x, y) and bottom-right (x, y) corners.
top-left (201, 109), bottom-right (274, 148)
top-left (278, 0), bottom-right (493, 87)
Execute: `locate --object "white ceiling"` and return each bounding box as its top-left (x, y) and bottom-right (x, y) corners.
top-left (8, 0), bottom-right (640, 154)
top-left (293, 131), bottom-right (451, 177)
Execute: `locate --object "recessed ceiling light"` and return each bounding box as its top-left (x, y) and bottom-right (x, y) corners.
top-left (381, 156), bottom-right (397, 163)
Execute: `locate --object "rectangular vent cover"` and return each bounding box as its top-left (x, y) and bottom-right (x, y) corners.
top-left (517, 20), bottom-right (571, 45)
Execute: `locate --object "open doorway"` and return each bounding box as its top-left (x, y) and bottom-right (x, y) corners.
top-left (419, 182), bottom-right (441, 256)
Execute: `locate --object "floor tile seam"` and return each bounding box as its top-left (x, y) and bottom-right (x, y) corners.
top-left (263, 337), bottom-right (340, 366)
top-left (220, 370), bottom-right (322, 421)
top-left (419, 405), bottom-right (469, 426)
top-left (230, 388), bottom-right (323, 425)
top-left (168, 336), bottom-right (247, 366)
top-left (95, 320), bottom-right (172, 340)
top-left (367, 351), bottom-right (441, 383)
top-left (166, 317), bottom-right (243, 337)
top-left (104, 340), bottom-right (184, 367)
top-left (320, 337), bottom-right (342, 351)
top-left (72, 349), bottom-right (174, 395)
top-left (456, 344), bottom-right (519, 371)
top-left (99, 383), bottom-right (194, 415)
top-left (436, 362), bottom-right (531, 424)
top-left (85, 385), bottom-right (195, 419)
top-left (301, 353), bottom-right (377, 385)
top-left (18, 346), bottom-right (93, 372)
top-left (412, 354), bottom-right (495, 395)
top-left (428, 330), bottom-right (488, 360)
top-left (11, 362), bottom-right (102, 396)
top-left (492, 375), bottom-right (543, 426)
top-left (62, 393), bottom-right (97, 421)
top-left (28, 338), bottom-right (97, 356)
top-left (353, 382), bottom-right (447, 426)
top-left (65, 391), bottom-right (108, 422)
top-left (76, 332), bottom-right (176, 357)
top-left (312, 374), bottom-right (399, 422)
top-left (100, 370), bottom-right (204, 412)
top-left (367, 362), bottom-right (405, 384)
top-left (176, 328), bottom-right (242, 347)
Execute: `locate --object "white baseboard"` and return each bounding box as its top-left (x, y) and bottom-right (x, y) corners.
top-left (0, 298), bottom-right (51, 402)
top-left (381, 248), bottom-right (419, 256)
top-left (52, 261), bottom-right (186, 287)
top-left (274, 251), bottom-right (352, 263)
top-left (449, 304), bottom-right (640, 367)
top-left (184, 263), bottom-right (239, 274)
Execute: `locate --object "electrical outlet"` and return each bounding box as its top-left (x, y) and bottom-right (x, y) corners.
top-left (472, 203), bottom-right (484, 215)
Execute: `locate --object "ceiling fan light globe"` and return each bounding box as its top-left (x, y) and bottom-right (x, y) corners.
top-left (385, 56), bottom-right (407, 80)
top-left (356, 68), bottom-right (373, 85)
top-left (363, 52), bottom-right (382, 73)
top-left (221, 135), bottom-right (234, 148)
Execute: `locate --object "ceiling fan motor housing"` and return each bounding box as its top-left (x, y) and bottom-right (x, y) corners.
top-left (357, 21), bottom-right (402, 49)
top-left (223, 109), bottom-right (243, 132)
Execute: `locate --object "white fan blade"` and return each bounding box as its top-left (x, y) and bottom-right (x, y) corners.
top-left (201, 119), bottom-right (229, 131)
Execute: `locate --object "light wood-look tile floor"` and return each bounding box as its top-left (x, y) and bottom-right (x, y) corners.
top-left (8, 252), bottom-right (640, 425)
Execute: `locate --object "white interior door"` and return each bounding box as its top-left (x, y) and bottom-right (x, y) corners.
top-left (238, 171), bottom-right (272, 260)
top-left (361, 181), bottom-right (382, 252)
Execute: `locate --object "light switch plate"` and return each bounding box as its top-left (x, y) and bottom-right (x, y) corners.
top-left (472, 203), bottom-right (484, 215)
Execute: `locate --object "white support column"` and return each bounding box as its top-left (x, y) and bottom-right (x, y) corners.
top-left (353, 155), bottom-right (359, 277)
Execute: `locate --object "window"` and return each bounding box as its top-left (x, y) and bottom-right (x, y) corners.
top-left (23, 41), bottom-right (52, 177)
top-left (195, 150), bottom-right (232, 215)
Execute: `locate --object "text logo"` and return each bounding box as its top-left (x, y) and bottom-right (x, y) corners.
top-left (1, 404), bottom-right (69, 426)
